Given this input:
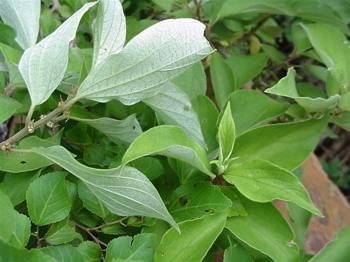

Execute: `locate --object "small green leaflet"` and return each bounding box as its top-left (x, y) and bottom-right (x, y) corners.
top-left (32, 146), bottom-right (178, 230)
top-left (224, 159), bottom-right (321, 216)
top-left (265, 68), bottom-right (340, 112)
top-left (26, 172), bottom-right (72, 225)
top-left (218, 104), bottom-right (235, 164)
top-left (18, 2), bottom-right (97, 106)
top-left (92, 0), bottom-right (126, 66)
top-left (122, 125), bottom-right (214, 178)
top-left (76, 19), bottom-right (213, 105)
top-left (45, 220), bottom-right (82, 245)
top-left (77, 241), bottom-right (101, 262)
top-left (0, 95), bottom-right (21, 123)
top-left (0, 0), bottom-right (40, 49)
top-left (154, 213), bottom-right (227, 262)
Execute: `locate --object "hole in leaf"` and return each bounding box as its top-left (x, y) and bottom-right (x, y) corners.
top-left (178, 196), bottom-right (188, 206)
top-left (20, 161), bottom-right (27, 164)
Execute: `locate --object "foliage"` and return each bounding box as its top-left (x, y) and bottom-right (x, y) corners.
top-left (0, 0), bottom-right (349, 261)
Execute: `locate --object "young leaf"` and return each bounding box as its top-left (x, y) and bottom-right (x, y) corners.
top-left (92, 0), bottom-right (126, 66)
top-left (143, 83), bottom-right (205, 148)
top-left (224, 159), bottom-right (321, 215)
top-left (154, 212), bottom-right (227, 262)
top-left (218, 104), bottom-right (235, 163)
top-left (310, 227), bottom-right (350, 262)
top-left (301, 23), bottom-right (350, 92)
top-left (0, 0), bottom-right (40, 49)
top-left (0, 95), bottom-right (21, 123)
top-left (224, 243), bottom-right (253, 262)
top-left (225, 196), bottom-right (299, 262)
top-left (105, 233), bottom-right (158, 262)
top-left (70, 114), bottom-right (142, 145)
top-left (232, 118), bottom-right (328, 170)
top-left (122, 125), bottom-right (214, 178)
top-left (18, 2), bottom-right (97, 106)
top-left (265, 68), bottom-right (340, 112)
top-left (228, 90), bottom-right (288, 136)
top-left (26, 172), bottom-right (72, 225)
top-left (45, 220), bottom-right (82, 246)
top-left (76, 19), bottom-right (213, 105)
top-left (32, 146), bottom-right (178, 230)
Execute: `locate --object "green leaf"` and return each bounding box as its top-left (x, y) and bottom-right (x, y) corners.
top-left (70, 114), bottom-right (142, 145)
top-left (26, 171), bottom-right (72, 225)
top-left (225, 195), bottom-right (299, 262)
top-left (0, 133), bottom-right (61, 173)
top-left (232, 118), bottom-right (328, 170)
top-left (143, 83), bottom-right (205, 148)
top-left (18, 2), bottom-right (97, 106)
top-left (169, 183), bottom-right (232, 222)
top-left (265, 68), bottom-right (340, 112)
top-left (77, 181), bottom-right (111, 219)
top-left (218, 104), bottom-right (235, 163)
top-left (76, 19), bottom-right (213, 105)
top-left (0, 190), bottom-right (31, 249)
top-left (339, 92), bottom-right (350, 111)
top-left (224, 159), bottom-right (321, 215)
top-left (224, 244), bottom-right (253, 262)
top-left (77, 241), bottom-right (101, 262)
top-left (0, 170), bottom-right (39, 206)
top-left (92, 0), bottom-right (125, 66)
top-left (154, 212), bottom-right (227, 262)
top-left (173, 62), bottom-right (206, 99)
top-left (310, 227), bottom-right (350, 262)
top-left (0, 95), bottom-right (21, 123)
top-left (0, 0), bottom-right (40, 49)
top-left (122, 125), bottom-right (213, 178)
top-left (32, 146), bottom-right (178, 230)
top-left (152, 0), bottom-right (173, 11)
top-left (228, 90), bottom-right (288, 136)
top-left (301, 23), bottom-right (350, 93)
top-left (214, 0), bottom-right (346, 32)
top-left (210, 52), bottom-right (235, 108)
top-left (105, 233), bottom-right (158, 262)
top-left (45, 220), bottom-right (82, 245)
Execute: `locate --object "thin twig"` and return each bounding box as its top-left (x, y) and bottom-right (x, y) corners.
top-left (74, 222), bottom-right (107, 248)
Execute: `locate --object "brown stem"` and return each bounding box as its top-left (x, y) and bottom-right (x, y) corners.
top-left (74, 222), bottom-right (107, 248)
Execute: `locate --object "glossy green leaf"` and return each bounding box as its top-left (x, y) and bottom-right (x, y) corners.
top-left (232, 118), bottom-right (328, 170)
top-left (228, 90), bottom-right (288, 136)
top-left (0, 0), bottom-right (40, 49)
top-left (77, 241), bottom-right (101, 262)
top-left (105, 233), bottom-right (158, 262)
top-left (0, 95), bottom-right (21, 123)
top-left (0, 133), bottom-right (61, 173)
top-left (265, 68), bottom-right (340, 112)
top-left (32, 146), bottom-right (178, 230)
top-left (122, 125), bottom-right (213, 178)
top-left (77, 181), bottom-right (110, 219)
top-left (224, 159), bottom-right (321, 215)
top-left (143, 83), bottom-right (205, 148)
top-left (0, 190), bottom-right (31, 249)
top-left (169, 183), bottom-right (232, 222)
top-left (26, 172), bottom-right (72, 225)
top-left (76, 19), bottom-right (213, 105)
top-left (310, 227), bottom-right (350, 262)
top-left (302, 23), bottom-right (350, 93)
top-left (225, 195), bottom-right (299, 262)
top-left (218, 104), bottom-right (235, 163)
top-left (92, 0), bottom-right (126, 66)
top-left (45, 220), bottom-right (82, 245)
top-left (70, 114), bottom-right (142, 145)
top-left (18, 2), bottom-right (97, 106)
top-left (154, 212), bottom-right (227, 262)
